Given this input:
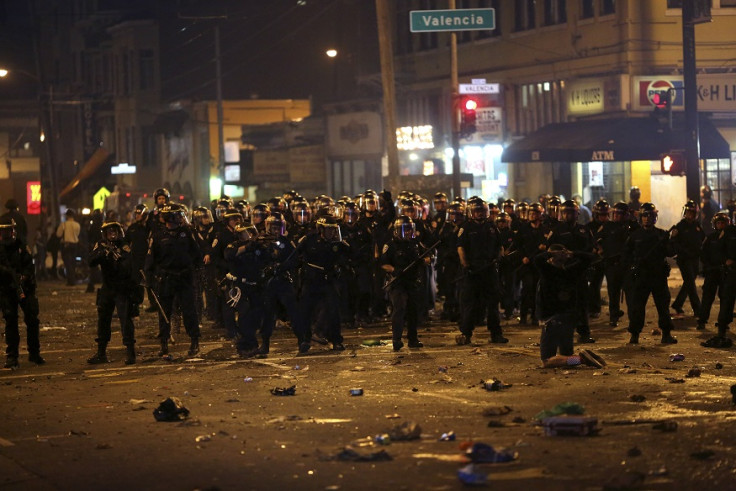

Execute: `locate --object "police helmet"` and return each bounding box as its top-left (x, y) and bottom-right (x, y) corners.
top-left (343, 201), bottom-right (360, 225)
top-left (234, 224), bottom-right (258, 242)
top-left (560, 199), bottom-right (579, 223)
top-left (316, 215), bottom-right (342, 242)
top-left (516, 201), bottom-right (529, 221)
top-left (161, 203), bottom-right (189, 226)
top-left (528, 202), bottom-right (544, 221)
top-left (393, 215), bottom-right (416, 240)
top-left (496, 211), bottom-right (511, 228)
top-left (292, 202), bottom-right (312, 225)
top-left (447, 203), bottom-right (465, 224)
top-left (713, 211), bottom-right (731, 228)
top-left (154, 188), bottom-right (171, 205)
top-left (593, 199), bottom-right (610, 219)
top-left (265, 212), bottom-right (286, 237)
top-left (502, 198), bottom-right (516, 213)
top-left (251, 204), bottom-right (270, 225)
top-left (639, 202), bottom-right (658, 226)
top-left (235, 200), bottom-right (251, 220)
top-left (101, 221), bottom-right (125, 242)
top-left (611, 201), bottom-right (629, 222)
top-left (546, 196), bottom-right (562, 219)
top-left (223, 208), bottom-right (243, 228)
top-left (192, 206), bottom-right (213, 228)
top-left (682, 199), bottom-right (698, 218)
top-left (470, 199), bottom-right (489, 220)
top-left (134, 203), bottom-right (149, 219)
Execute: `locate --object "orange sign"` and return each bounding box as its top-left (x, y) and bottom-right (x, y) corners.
top-left (27, 181), bottom-right (41, 215)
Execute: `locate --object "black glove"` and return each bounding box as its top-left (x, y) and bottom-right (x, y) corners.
top-left (381, 189), bottom-right (392, 203)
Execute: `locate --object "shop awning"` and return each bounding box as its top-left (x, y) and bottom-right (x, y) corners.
top-left (59, 147), bottom-right (111, 198)
top-left (501, 117), bottom-right (730, 163)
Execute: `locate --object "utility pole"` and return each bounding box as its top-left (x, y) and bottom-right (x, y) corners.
top-left (449, 0), bottom-right (461, 200)
top-left (375, 0), bottom-right (400, 187)
top-left (682, 0), bottom-right (700, 201)
top-left (215, 24), bottom-right (226, 198)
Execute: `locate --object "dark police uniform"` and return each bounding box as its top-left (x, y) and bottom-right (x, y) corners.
top-left (670, 217), bottom-right (704, 314)
top-left (698, 225), bottom-right (728, 329)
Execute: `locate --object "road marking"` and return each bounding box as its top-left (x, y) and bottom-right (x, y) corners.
top-left (405, 390), bottom-right (483, 405)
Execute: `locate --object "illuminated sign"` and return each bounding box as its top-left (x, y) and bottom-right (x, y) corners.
top-left (396, 125), bottom-right (434, 150)
top-left (93, 187), bottom-right (111, 211)
top-left (111, 163), bottom-right (137, 174)
top-left (26, 181), bottom-right (41, 215)
top-left (224, 164), bottom-right (241, 182)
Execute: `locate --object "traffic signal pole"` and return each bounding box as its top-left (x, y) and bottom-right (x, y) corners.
top-left (449, 0), bottom-right (461, 199)
top-left (682, 0), bottom-right (701, 201)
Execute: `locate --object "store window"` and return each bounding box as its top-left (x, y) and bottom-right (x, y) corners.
top-left (581, 161), bottom-right (629, 206)
top-left (703, 157), bottom-right (733, 207)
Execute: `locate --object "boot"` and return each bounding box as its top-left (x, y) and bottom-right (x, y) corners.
top-left (124, 345), bottom-right (136, 365)
top-left (87, 345), bottom-right (108, 364)
top-left (258, 338), bottom-right (270, 355)
top-left (28, 353), bottom-right (46, 365)
top-left (628, 332), bottom-right (640, 344)
top-left (158, 338), bottom-right (169, 356)
top-left (4, 355), bottom-right (19, 369)
top-left (187, 338), bottom-right (199, 357)
top-left (661, 333), bottom-right (678, 344)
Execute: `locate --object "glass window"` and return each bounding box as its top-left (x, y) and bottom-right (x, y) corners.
top-left (139, 49), bottom-right (154, 90)
top-left (600, 0), bottom-right (616, 15)
top-left (581, 0), bottom-right (595, 18)
top-left (477, 0), bottom-right (501, 38)
top-left (514, 0), bottom-right (536, 31)
top-left (544, 0), bottom-right (567, 25)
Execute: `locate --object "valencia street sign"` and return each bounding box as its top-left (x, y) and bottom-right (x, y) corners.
top-left (410, 8), bottom-right (495, 33)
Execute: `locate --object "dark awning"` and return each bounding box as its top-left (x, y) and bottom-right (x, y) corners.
top-left (501, 117), bottom-right (730, 163)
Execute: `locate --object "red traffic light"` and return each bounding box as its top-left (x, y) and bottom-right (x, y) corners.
top-left (464, 98), bottom-right (478, 111)
top-left (652, 90), bottom-right (671, 108)
top-left (460, 97), bottom-right (478, 136)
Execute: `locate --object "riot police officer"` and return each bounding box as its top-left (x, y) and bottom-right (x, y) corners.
top-left (598, 202), bottom-right (631, 326)
top-left (192, 206), bottom-right (217, 324)
top-left (295, 216), bottom-right (350, 353)
top-left (211, 209), bottom-right (243, 337)
top-left (0, 217), bottom-right (44, 369)
top-left (698, 212), bottom-right (730, 330)
top-left (455, 199), bottom-right (508, 345)
top-left (381, 215), bottom-right (425, 351)
top-left (515, 202), bottom-right (548, 325)
top-left (436, 202), bottom-right (464, 321)
top-left (87, 222), bottom-right (139, 365)
top-left (144, 203), bottom-right (203, 357)
top-left (622, 202), bottom-right (678, 345)
top-left (670, 200), bottom-right (704, 315)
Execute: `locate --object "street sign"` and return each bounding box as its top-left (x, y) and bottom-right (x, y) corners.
top-left (459, 83), bottom-right (499, 94)
top-left (93, 186), bottom-right (111, 211)
top-left (410, 8), bottom-right (495, 33)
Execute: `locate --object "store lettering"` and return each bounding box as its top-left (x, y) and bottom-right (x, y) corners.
top-left (570, 87), bottom-right (601, 106)
top-left (591, 150), bottom-right (614, 161)
top-left (698, 84), bottom-right (736, 102)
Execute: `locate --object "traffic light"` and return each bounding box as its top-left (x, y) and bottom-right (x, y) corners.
top-left (660, 150), bottom-right (686, 175)
top-left (652, 89), bottom-right (671, 109)
top-left (460, 97), bottom-right (478, 136)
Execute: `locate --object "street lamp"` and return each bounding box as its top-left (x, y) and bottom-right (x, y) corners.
top-left (0, 67), bottom-right (60, 226)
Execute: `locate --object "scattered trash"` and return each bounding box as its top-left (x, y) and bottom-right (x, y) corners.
top-left (665, 377), bottom-right (685, 384)
top-left (320, 447), bottom-right (393, 462)
top-left (225, 398), bottom-right (240, 403)
top-left (715, 362), bottom-right (723, 370)
top-left (627, 446), bottom-right (642, 457)
top-left (351, 366), bottom-right (366, 372)
top-left (482, 405), bottom-right (512, 417)
top-left (487, 421), bottom-right (505, 428)
top-left (512, 416), bottom-right (526, 424)
top-left (267, 415), bottom-right (303, 424)
top-left (95, 443), bottom-right (112, 450)
top-left (690, 449), bottom-right (715, 460)
top-left (161, 354), bottom-right (173, 362)
top-left (153, 397), bottom-right (190, 422)
top-left (541, 416), bottom-right (599, 436)
top-left (361, 339), bottom-right (383, 347)
top-left (388, 421), bottom-right (422, 441)
top-left (651, 328), bottom-right (661, 335)
top-left (464, 442), bottom-right (518, 463)
top-left (481, 378), bottom-right (512, 391)
top-left (68, 430), bottom-right (89, 436)
top-left (648, 465), bottom-right (669, 476)
top-left (194, 434), bottom-right (211, 443)
top-left (129, 398), bottom-right (149, 405)
top-left (384, 413), bottom-right (401, 419)
top-left (470, 348), bottom-right (483, 355)
top-left (40, 326), bottom-right (67, 331)
top-left (374, 434), bottom-right (391, 445)
top-left (457, 463), bottom-right (487, 486)
top-left (629, 394), bottom-right (646, 403)
top-left (439, 431), bottom-right (456, 441)
top-left (731, 384), bottom-right (736, 404)
top-left (350, 388), bottom-right (364, 396)
top-left (411, 387), bottom-right (419, 392)
top-left (685, 367), bottom-right (701, 378)
top-left (669, 353), bottom-right (685, 362)
top-left (603, 471), bottom-right (645, 491)
top-left (438, 365), bottom-right (449, 373)
top-left (294, 365), bottom-right (301, 370)
top-left (701, 336), bottom-right (733, 348)
top-left (271, 385), bottom-right (296, 396)
top-left (652, 421), bottom-right (678, 432)
top-left (243, 377), bottom-right (253, 383)
top-left (534, 402), bottom-right (585, 421)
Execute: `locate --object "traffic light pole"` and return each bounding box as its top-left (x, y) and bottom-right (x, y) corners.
top-left (682, 0), bottom-right (701, 202)
top-left (449, 0), bottom-right (461, 199)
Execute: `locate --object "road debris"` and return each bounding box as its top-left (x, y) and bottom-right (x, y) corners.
top-left (152, 397), bottom-right (189, 422)
top-left (271, 385), bottom-right (296, 396)
top-left (387, 421), bottom-right (421, 441)
top-left (457, 463), bottom-right (487, 486)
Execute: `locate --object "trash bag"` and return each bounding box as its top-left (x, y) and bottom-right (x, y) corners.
top-left (387, 421), bottom-right (422, 441)
top-left (271, 385), bottom-right (296, 396)
top-left (153, 397), bottom-right (190, 422)
top-left (457, 463), bottom-right (488, 486)
top-left (318, 447), bottom-right (393, 462)
top-left (465, 442), bottom-right (518, 463)
top-left (701, 336), bottom-right (733, 348)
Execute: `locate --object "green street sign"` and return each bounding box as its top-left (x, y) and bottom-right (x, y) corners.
top-left (410, 8), bottom-right (495, 33)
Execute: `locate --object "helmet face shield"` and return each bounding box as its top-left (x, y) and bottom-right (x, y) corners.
top-left (235, 224), bottom-right (258, 242)
top-left (102, 223), bottom-right (124, 242)
top-left (320, 224), bottom-right (341, 242)
top-left (265, 216), bottom-right (285, 236)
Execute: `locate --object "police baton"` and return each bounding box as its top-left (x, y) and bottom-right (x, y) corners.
top-left (139, 269), bottom-right (170, 326)
top-left (383, 239), bottom-right (441, 290)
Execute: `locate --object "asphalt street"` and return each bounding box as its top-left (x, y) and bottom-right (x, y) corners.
top-left (1, 272), bottom-right (736, 491)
